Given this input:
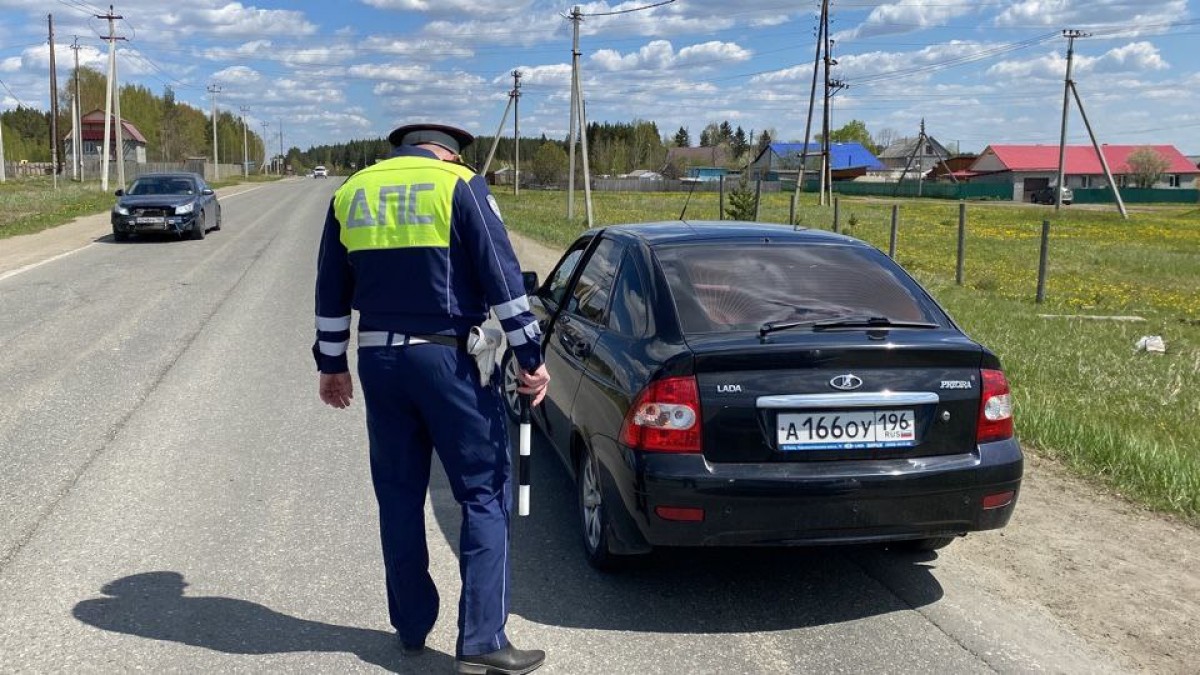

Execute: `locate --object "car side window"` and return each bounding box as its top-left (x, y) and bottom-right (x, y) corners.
top-left (606, 252), bottom-right (649, 337)
top-left (545, 245), bottom-right (587, 308)
top-left (569, 239), bottom-right (621, 323)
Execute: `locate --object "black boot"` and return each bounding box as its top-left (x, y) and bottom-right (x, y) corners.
top-left (455, 644), bottom-right (546, 675)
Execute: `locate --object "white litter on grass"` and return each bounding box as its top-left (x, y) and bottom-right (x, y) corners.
top-left (1135, 335), bottom-right (1167, 354)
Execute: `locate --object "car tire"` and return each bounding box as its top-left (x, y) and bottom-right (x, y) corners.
top-left (579, 446), bottom-right (622, 571)
top-left (191, 210), bottom-right (206, 240)
top-left (113, 231), bottom-right (129, 242)
top-left (501, 351), bottom-right (521, 422)
top-left (894, 536), bottom-right (957, 552)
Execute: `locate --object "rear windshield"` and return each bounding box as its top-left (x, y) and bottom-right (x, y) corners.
top-left (655, 242), bottom-right (941, 334)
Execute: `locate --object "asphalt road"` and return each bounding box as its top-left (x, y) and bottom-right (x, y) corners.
top-left (0, 179), bottom-right (1117, 673)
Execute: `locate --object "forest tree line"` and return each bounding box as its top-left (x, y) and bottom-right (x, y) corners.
top-left (1, 66), bottom-right (268, 168)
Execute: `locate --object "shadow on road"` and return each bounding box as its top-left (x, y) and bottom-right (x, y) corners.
top-left (94, 234), bottom-right (185, 244)
top-left (429, 424), bottom-right (945, 635)
top-left (72, 571), bottom-right (452, 673)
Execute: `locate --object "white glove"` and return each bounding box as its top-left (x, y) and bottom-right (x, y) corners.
top-left (467, 326), bottom-right (505, 386)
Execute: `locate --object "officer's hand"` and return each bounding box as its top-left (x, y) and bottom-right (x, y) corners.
top-left (319, 372), bottom-right (354, 409)
top-left (518, 365), bottom-right (550, 407)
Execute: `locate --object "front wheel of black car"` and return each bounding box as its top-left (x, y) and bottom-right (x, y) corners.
top-left (112, 231), bottom-right (129, 242)
top-left (579, 447), bottom-right (621, 570)
top-left (191, 210), bottom-right (206, 240)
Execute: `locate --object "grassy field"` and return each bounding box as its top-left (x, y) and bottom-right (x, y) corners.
top-left (495, 188), bottom-right (1200, 521)
top-left (0, 174), bottom-right (282, 241)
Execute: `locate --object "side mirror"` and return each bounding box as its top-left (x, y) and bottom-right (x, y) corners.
top-left (201, 188), bottom-right (215, 196)
top-left (114, 189), bottom-right (124, 197)
top-left (522, 271), bottom-right (540, 295)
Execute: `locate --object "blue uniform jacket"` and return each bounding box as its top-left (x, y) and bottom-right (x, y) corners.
top-left (313, 146), bottom-right (543, 374)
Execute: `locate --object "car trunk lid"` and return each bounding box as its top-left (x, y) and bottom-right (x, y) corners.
top-left (689, 331), bottom-right (985, 463)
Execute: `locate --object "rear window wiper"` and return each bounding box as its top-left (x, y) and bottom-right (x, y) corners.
top-left (811, 316), bottom-right (940, 331)
top-left (759, 315), bottom-right (937, 338)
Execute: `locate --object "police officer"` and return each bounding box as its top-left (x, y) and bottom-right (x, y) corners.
top-left (313, 122), bottom-right (550, 675)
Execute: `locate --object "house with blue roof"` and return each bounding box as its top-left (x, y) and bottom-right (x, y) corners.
top-left (748, 142), bottom-right (884, 181)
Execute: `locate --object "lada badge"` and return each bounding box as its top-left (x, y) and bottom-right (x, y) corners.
top-left (829, 374), bottom-right (863, 391)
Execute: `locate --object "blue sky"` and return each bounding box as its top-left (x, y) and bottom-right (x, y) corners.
top-left (2, 0), bottom-right (1198, 155)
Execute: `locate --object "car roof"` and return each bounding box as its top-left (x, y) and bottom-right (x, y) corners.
top-left (133, 172), bottom-right (199, 180)
top-left (591, 221), bottom-right (871, 248)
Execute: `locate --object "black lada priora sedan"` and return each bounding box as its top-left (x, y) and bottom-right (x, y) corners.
top-left (503, 222), bottom-right (1021, 569)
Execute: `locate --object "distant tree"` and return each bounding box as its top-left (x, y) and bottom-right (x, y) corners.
top-left (699, 122), bottom-right (721, 147)
top-left (756, 129), bottom-right (773, 155)
top-left (731, 126), bottom-right (749, 160)
top-left (873, 126), bottom-right (901, 152)
top-left (530, 141), bottom-right (568, 184)
top-left (661, 157), bottom-right (684, 180)
top-left (673, 126), bottom-right (690, 147)
top-left (828, 119), bottom-right (877, 154)
top-left (1126, 146), bottom-right (1172, 188)
top-left (718, 120), bottom-right (733, 145)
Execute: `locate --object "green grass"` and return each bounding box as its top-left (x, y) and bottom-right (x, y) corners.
top-left (0, 174), bottom-right (282, 241)
top-left (494, 188), bottom-right (1200, 521)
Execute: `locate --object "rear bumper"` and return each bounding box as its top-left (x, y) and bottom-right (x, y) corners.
top-left (607, 438), bottom-right (1022, 549)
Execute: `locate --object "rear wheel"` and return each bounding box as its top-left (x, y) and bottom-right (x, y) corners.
top-left (501, 351), bottom-right (521, 422)
top-left (579, 447), bottom-right (620, 570)
top-left (893, 536), bottom-right (957, 552)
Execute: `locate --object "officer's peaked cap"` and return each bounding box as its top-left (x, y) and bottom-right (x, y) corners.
top-left (388, 123), bottom-right (474, 154)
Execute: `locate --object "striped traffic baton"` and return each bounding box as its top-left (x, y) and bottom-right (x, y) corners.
top-left (517, 393), bottom-right (532, 516)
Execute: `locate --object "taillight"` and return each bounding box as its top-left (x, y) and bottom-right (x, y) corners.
top-left (977, 369), bottom-right (1014, 443)
top-left (619, 375), bottom-right (702, 453)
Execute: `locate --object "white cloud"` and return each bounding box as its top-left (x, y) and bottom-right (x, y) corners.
top-left (202, 40), bottom-right (272, 61)
top-left (361, 0), bottom-right (531, 13)
top-left (837, 0), bottom-right (977, 40)
top-left (995, 0), bottom-right (1188, 31)
top-left (987, 42), bottom-right (1169, 81)
top-left (212, 65), bottom-right (261, 84)
top-left (590, 40), bottom-right (751, 72)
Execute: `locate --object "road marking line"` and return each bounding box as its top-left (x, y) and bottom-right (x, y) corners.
top-left (0, 243), bottom-right (100, 284)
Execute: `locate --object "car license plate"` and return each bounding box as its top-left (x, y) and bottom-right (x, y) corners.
top-left (776, 409), bottom-right (916, 451)
top-left (136, 216), bottom-right (165, 225)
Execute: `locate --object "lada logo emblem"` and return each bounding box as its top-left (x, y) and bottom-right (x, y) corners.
top-left (829, 374), bottom-right (863, 391)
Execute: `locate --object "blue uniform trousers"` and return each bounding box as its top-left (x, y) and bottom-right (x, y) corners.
top-left (357, 341), bottom-right (511, 658)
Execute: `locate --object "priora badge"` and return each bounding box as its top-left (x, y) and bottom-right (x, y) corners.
top-left (829, 374), bottom-right (863, 391)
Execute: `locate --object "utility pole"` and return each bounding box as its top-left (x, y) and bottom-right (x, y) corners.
top-left (48, 14), bottom-right (61, 188)
top-left (512, 69), bottom-right (521, 196)
top-left (70, 37), bottom-right (82, 181)
top-left (481, 85), bottom-right (515, 176)
top-left (207, 83), bottom-right (221, 181)
top-left (575, 63), bottom-right (594, 226)
top-left (1054, 30), bottom-right (1083, 213)
top-left (239, 105), bottom-right (249, 177)
top-left (97, 5), bottom-right (125, 192)
top-left (567, 5), bottom-right (582, 220)
top-left (1055, 29), bottom-right (1126, 218)
top-left (793, 0), bottom-right (828, 220)
top-left (277, 119), bottom-right (284, 175)
top-left (260, 121), bottom-right (270, 173)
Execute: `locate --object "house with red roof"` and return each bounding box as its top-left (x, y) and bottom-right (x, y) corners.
top-left (63, 110), bottom-right (148, 164)
top-left (968, 144), bottom-right (1199, 201)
